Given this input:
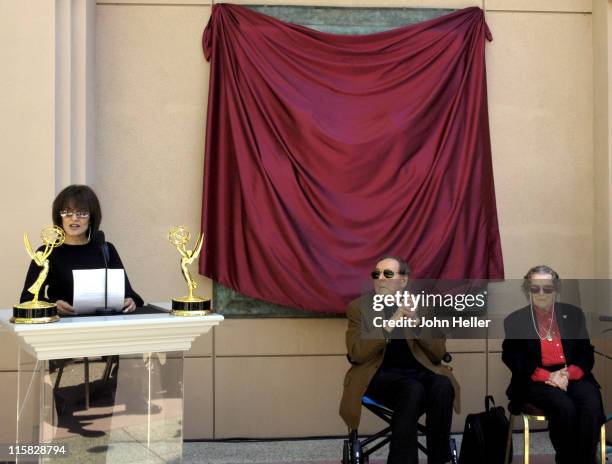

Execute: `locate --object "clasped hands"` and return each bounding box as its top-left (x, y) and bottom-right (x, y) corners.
top-left (383, 302), bottom-right (418, 333)
top-left (546, 367), bottom-right (569, 391)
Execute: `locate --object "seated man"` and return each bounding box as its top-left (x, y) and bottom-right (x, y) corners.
top-left (339, 256), bottom-right (459, 464)
top-left (502, 265), bottom-right (604, 464)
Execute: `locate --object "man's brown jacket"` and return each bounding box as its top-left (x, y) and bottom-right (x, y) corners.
top-left (339, 297), bottom-right (461, 429)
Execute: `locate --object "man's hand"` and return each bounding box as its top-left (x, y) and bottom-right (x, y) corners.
top-left (384, 305), bottom-right (417, 333)
top-left (546, 368), bottom-right (569, 391)
top-left (56, 300), bottom-right (76, 316)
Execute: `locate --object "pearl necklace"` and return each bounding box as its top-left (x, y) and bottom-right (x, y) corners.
top-left (530, 300), bottom-right (555, 342)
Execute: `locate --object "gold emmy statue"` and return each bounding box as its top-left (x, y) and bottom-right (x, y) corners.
top-left (168, 226), bottom-right (211, 316)
top-left (12, 226), bottom-right (66, 324)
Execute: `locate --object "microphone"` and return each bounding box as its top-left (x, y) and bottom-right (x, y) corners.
top-left (92, 231), bottom-right (109, 311)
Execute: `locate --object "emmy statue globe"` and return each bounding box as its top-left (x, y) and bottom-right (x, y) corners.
top-left (168, 226), bottom-right (211, 316)
top-left (12, 226), bottom-right (65, 324)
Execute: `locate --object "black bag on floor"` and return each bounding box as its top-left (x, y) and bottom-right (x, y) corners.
top-left (458, 395), bottom-right (511, 464)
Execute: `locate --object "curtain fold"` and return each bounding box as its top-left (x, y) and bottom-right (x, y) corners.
top-left (200, 4), bottom-right (503, 313)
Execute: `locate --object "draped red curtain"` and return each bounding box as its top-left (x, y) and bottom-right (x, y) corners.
top-left (200, 4), bottom-right (503, 313)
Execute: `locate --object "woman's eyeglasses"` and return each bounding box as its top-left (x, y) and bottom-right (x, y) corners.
top-left (371, 269), bottom-right (404, 279)
top-left (60, 210), bottom-right (90, 219)
top-left (529, 285), bottom-right (555, 294)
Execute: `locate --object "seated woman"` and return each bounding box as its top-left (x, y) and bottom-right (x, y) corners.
top-left (20, 184), bottom-right (143, 314)
top-left (502, 265), bottom-right (604, 464)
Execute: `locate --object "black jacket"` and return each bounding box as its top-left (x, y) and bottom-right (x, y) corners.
top-left (501, 303), bottom-right (597, 403)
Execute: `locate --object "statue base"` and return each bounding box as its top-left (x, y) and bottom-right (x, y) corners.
top-left (171, 296), bottom-right (212, 316)
top-left (12, 301), bottom-right (60, 324)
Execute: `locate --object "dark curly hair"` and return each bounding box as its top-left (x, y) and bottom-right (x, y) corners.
top-left (52, 185), bottom-right (102, 236)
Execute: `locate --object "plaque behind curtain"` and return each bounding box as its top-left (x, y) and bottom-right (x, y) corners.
top-left (200, 4), bottom-right (503, 314)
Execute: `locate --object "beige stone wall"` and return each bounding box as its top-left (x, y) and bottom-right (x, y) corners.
top-left (487, 9), bottom-right (594, 279)
top-left (95, 3), bottom-right (213, 304)
top-left (594, 0), bottom-right (612, 279)
top-left (0, 0), bottom-right (57, 308)
top-left (1, 0), bottom-right (610, 442)
top-left (0, 1), bottom-right (57, 441)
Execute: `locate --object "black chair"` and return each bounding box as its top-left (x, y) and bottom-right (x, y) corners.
top-left (53, 356), bottom-right (119, 409)
top-left (343, 396), bottom-right (458, 464)
top-left (342, 353), bottom-right (458, 464)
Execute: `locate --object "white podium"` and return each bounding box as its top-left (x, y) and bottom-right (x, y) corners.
top-left (0, 307), bottom-right (223, 463)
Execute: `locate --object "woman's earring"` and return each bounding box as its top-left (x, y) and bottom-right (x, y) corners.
top-left (87, 228), bottom-right (91, 242)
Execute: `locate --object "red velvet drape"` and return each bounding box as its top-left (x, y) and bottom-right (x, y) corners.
top-left (200, 4), bottom-right (503, 313)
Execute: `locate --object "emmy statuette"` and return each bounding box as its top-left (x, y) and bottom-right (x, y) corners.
top-left (168, 226), bottom-right (211, 316)
top-left (12, 226), bottom-right (65, 323)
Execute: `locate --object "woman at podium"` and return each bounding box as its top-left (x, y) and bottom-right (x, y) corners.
top-left (19, 184), bottom-right (143, 315)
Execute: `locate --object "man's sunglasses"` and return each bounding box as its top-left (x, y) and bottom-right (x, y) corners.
top-left (371, 269), bottom-right (405, 279)
top-left (529, 285), bottom-right (555, 294)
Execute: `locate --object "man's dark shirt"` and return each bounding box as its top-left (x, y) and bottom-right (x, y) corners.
top-left (381, 306), bottom-right (422, 371)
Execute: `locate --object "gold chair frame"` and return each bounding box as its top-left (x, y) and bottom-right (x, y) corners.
top-left (504, 412), bottom-right (606, 464)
